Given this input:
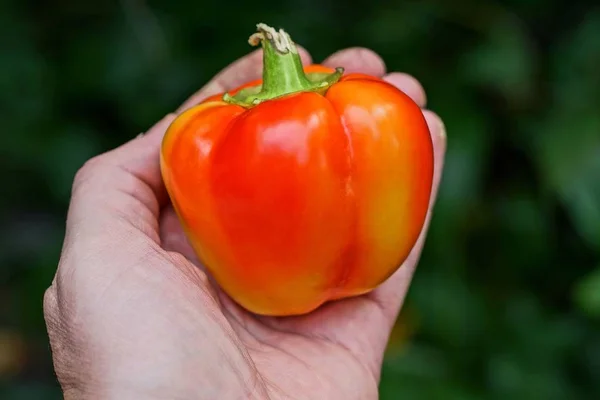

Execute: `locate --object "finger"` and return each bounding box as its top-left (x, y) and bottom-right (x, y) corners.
top-left (370, 110), bottom-right (446, 322)
top-left (383, 72), bottom-right (427, 108)
top-left (177, 46), bottom-right (313, 113)
top-left (322, 47), bottom-right (386, 77)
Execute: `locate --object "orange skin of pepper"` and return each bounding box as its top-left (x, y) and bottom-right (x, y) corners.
top-left (160, 65), bottom-right (434, 316)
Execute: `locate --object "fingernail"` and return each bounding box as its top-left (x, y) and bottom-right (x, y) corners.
top-left (438, 118), bottom-right (446, 138)
top-left (423, 110), bottom-right (446, 141)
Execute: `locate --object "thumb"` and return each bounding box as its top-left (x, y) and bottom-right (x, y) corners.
top-left (65, 114), bottom-right (176, 246)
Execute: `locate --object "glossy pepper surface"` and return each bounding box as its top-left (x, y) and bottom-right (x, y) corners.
top-left (160, 23), bottom-right (434, 316)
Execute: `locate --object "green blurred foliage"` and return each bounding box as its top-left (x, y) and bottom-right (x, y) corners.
top-left (1, 0), bottom-right (599, 398)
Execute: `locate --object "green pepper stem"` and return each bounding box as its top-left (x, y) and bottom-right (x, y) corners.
top-left (223, 23), bottom-right (343, 107)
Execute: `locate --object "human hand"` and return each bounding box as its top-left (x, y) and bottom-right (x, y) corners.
top-left (43, 46), bottom-right (446, 400)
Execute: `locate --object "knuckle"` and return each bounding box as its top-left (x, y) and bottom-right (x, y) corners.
top-left (386, 72), bottom-right (427, 107)
top-left (72, 156), bottom-right (102, 189)
top-left (422, 109), bottom-right (446, 135)
top-left (71, 153), bottom-right (117, 196)
top-left (422, 109), bottom-right (440, 120)
top-left (43, 286), bottom-right (59, 318)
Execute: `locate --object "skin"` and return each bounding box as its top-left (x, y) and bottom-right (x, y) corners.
top-left (161, 66), bottom-right (434, 316)
top-left (43, 46), bottom-right (446, 400)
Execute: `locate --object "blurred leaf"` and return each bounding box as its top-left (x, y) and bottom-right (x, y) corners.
top-left (551, 10), bottom-right (600, 110)
top-left (0, 383), bottom-right (62, 400)
top-left (425, 89), bottom-right (493, 262)
top-left (382, 343), bottom-right (450, 380)
top-left (360, 2), bottom-right (437, 49)
top-left (492, 190), bottom-right (551, 270)
top-left (531, 10), bottom-right (600, 250)
top-left (461, 17), bottom-right (536, 105)
top-left (41, 125), bottom-right (103, 202)
top-left (486, 352), bottom-right (572, 400)
top-left (386, 306), bottom-right (420, 353)
top-left (535, 112), bottom-right (600, 250)
top-left (574, 266), bottom-right (600, 317)
top-left (410, 268), bottom-right (487, 348)
top-left (0, 330), bottom-right (27, 379)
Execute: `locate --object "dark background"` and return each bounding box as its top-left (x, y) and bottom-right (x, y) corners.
top-left (2, 0), bottom-right (599, 399)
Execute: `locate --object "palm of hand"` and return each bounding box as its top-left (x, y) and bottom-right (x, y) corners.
top-left (44, 47), bottom-right (445, 400)
top-left (157, 206), bottom-right (384, 399)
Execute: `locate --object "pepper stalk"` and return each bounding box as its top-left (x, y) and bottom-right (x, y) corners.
top-left (223, 23), bottom-right (344, 107)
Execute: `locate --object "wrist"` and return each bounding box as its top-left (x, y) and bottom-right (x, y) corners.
top-left (64, 362), bottom-right (268, 400)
